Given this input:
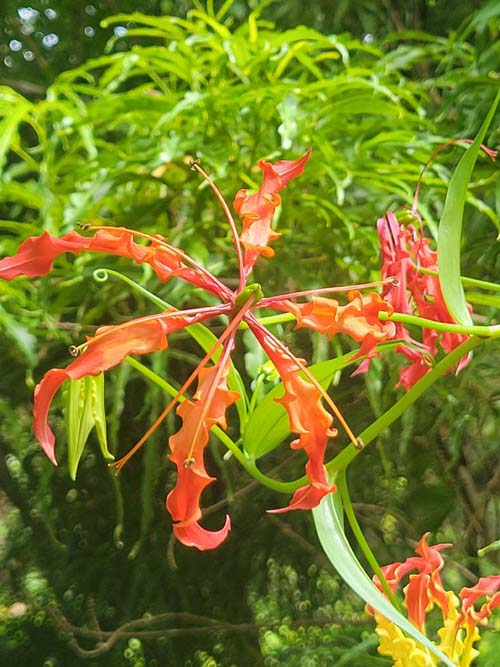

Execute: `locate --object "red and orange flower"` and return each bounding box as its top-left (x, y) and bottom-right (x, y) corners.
top-left (0, 150), bottom-right (396, 550)
top-left (378, 211), bottom-right (471, 390)
top-left (369, 534), bottom-right (500, 666)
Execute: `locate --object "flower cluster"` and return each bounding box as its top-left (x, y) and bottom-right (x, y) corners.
top-left (378, 212), bottom-right (470, 390)
top-left (0, 150), bottom-right (397, 550)
top-left (368, 534), bottom-right (500, 666)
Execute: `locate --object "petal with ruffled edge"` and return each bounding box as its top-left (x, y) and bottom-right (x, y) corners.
top-left (250, 320), bottom-right (336, 512)
top-left (234, 149), bottom-right (311, 276)
top-left (377, 212), bottom-right (471, 389)
top-left (33, 308), bottom-right (223, 465)
top-left (166, 347), bottom-right (239, 550)
top-left (458, 575), bottom-right (500, 630)
top-left (372, 533), bottom-right (452, 629)
top-left (269, 290), bottom-right (395, 364)
top-left (0, 228), bottom-right (225, 296)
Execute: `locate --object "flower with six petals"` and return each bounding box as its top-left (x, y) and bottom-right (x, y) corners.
top-left (0, 151), bottom-right (399, 549)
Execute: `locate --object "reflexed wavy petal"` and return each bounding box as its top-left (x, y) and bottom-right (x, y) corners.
top-left (33, 309), bottom-right (220, 464)
top-left (234, 149), bottom-right (310, 276)
top-left (269, 291), bottom-right (395, 362)
top-left (166, 350), bottom-right (239, 550)
top-left (173, 515), bottom-right (231, 551)
top-left (250, 322), bottom-right (336, 511)
top-left (378, 213), bottom-right (471, 388)
top-left (0, 228), bottom-right (222, 294)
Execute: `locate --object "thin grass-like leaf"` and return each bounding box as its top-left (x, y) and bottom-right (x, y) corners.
top-left (313, 492), bottom-right (456, 667)
top-left (65, 374), bottom-right (112, 480)
top-left (437, 89), bottom-right (500, 325)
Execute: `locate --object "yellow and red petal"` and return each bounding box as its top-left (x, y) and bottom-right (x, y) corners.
top-left (458, 576), bottom-right (500, 629)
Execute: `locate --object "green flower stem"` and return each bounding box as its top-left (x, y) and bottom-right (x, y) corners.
top-left (419, 267), bottom-right (500, 293)
top-left (124, 356), bottom-right (297, 494)
top-left (338, 471), bottom-right (403, 613)
top-left (108, 469), bottom-right (125, 547)
top-left (465, 292), bottom-right (500, 309)
top-left (211, 427), bottom-right (298, 494)
top-left (328, 335), bottom-right (485, 474)
top-left (379, 310), bottom-right (500, 337)
top-left (93, 268), bottom-right (170, 310)
top-left (238, 311), bottom-right (296, 330)
top-left (477, 539), bottom-right (500, 557)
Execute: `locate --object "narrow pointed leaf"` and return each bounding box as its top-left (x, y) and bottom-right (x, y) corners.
top-left (438, 89), bottom-right (500, 325)
top-left (89, 372), bottom-right (112, 461)
top-left (65, 374), bottom-right (112, 480)
top-left (0, 101), bottom-right (31, 173)
top-left (313, 492), bottom-right (456, 667)
top-left (65, 376), bottom-right (95, 480)
top-left (0, 303), bottom-right (37, 366)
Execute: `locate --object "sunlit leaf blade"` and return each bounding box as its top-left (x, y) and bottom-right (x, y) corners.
top-left (437, 89), bottom-right (500, 326)
top-left (312, 492), bottom-right (457, 667)
top-left (0, 103), bottom-right (30, 173)
top-left (0, 303), bottom-right (37, 366)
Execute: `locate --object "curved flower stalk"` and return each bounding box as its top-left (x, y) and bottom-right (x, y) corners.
top-left (0, 149), bottom-right (396, 550)
top-left (368, 534), bottom-right (500, 667)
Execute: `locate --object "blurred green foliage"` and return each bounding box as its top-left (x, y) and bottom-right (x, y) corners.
top-left (0, 1), bottom-right (499, 665)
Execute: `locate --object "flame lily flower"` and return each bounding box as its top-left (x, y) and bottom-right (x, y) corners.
top-left (0, 150), bottom-right (395, 550)
top-left (368, 534), bottom-right (500, 666)
top-left (378, 212), bottom-right (470, 390)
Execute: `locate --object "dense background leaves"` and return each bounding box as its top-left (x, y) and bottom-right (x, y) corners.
top-left (0, 1), bottom-right (499, 665)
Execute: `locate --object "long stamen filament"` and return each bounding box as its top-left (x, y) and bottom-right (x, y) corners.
top-left (110, 297), bottom-right (256, 473)
top-left (85, 224), bottom-right (233, 300)
top-left (183, 294), bottom-right (258, 464)
top-left (70, 304), bottom-right (231, 356)
top-left (184, 337), bottom-right (236, 465)
top-left (259, 277), bottom-right (398, 306)
top-left (190, 161), bottom-right (246, 293)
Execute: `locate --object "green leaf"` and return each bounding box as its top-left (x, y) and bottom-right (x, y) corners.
top-left (0, 102), bottom-right (31, 173)
top-left (312, 492), bottom-right (457, 667)
top-left (65, 373), bottom-right (112, 480)
top-left (437, 89), bottom-right (500, 326)
top-left (243, 353), bottom-right (355, 459)
top-left (90, 372), bottom-right (112, 462)
top-left (0, 303), bottom-right (37, 367)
